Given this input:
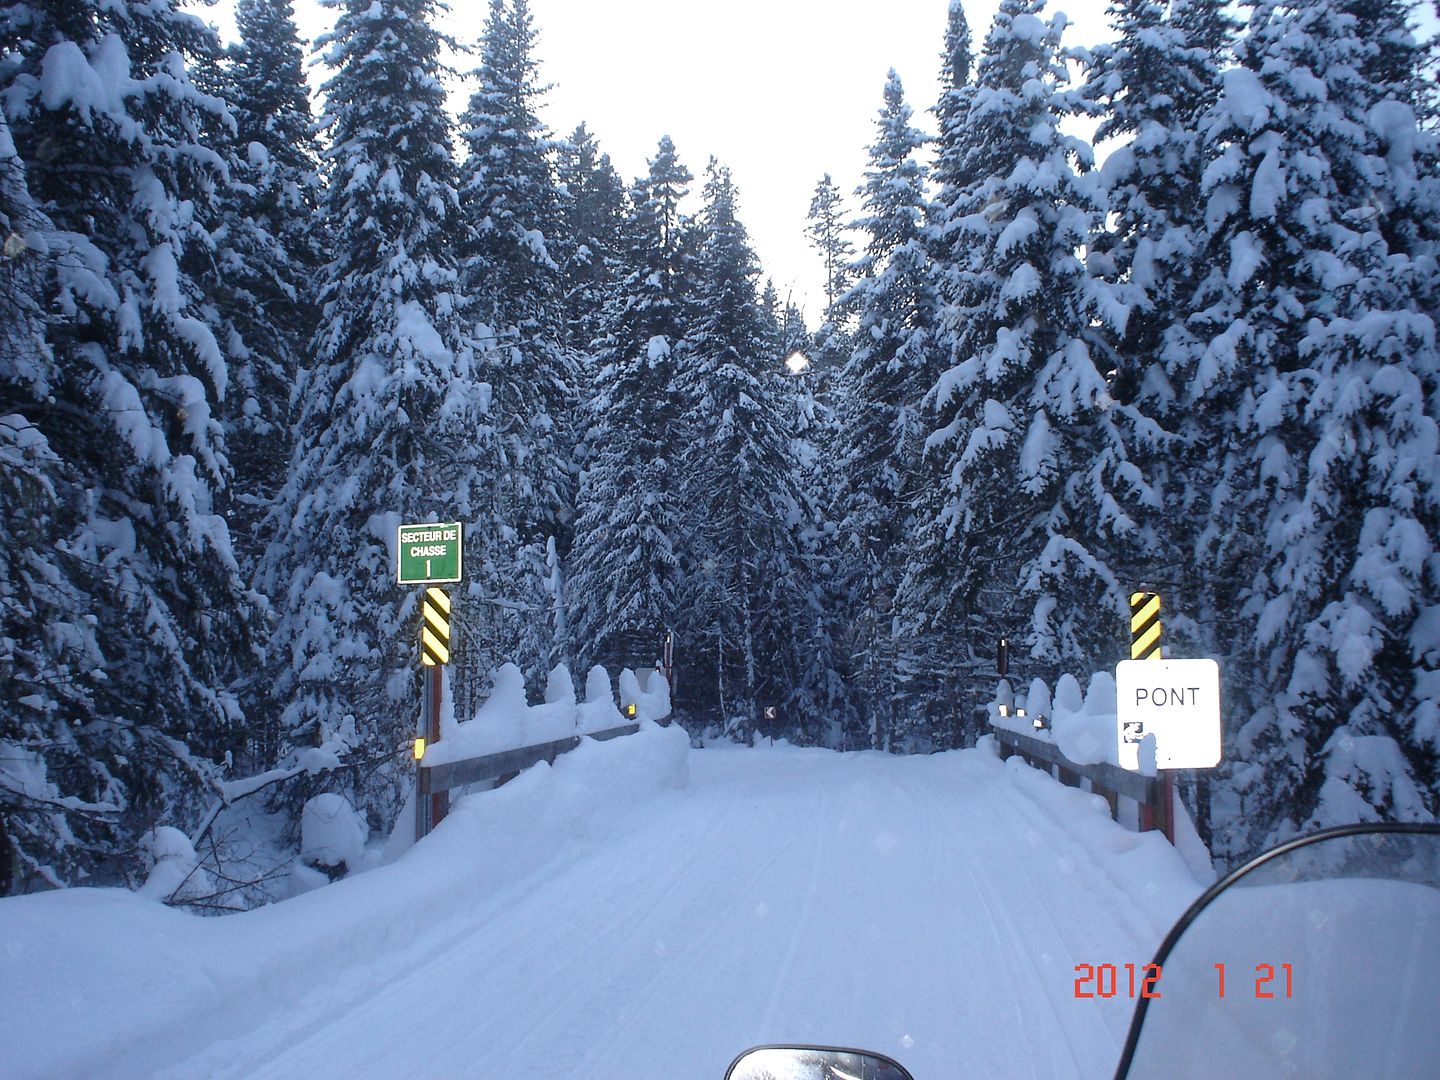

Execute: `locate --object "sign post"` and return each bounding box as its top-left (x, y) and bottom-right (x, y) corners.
top-left (1125, 590), bottom-right (1167, 838)
top-left (400, 523), bottom-right (461, 841)
top-left (417, 588), bottom-right (450, 838)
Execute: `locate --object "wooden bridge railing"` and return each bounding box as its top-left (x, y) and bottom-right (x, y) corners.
top-left (990, 722), bottom-right (1174, 843)
top-left (420, 721), bottom-right (640, 799)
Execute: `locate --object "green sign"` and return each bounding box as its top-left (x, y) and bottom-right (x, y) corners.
top-left (397, 521), bottom-right (462, 585)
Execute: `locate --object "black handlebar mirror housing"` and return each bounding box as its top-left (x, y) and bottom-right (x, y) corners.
top-left (726, 1044), bottom-right (916, 1080)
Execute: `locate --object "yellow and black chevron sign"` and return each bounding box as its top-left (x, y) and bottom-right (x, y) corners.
top-left (420, 587), bottom-right (451, 666)
top-left (1130, 591), bottom-right (1162, 660)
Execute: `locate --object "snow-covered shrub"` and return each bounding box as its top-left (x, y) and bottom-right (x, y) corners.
top-left (137, 827), bottom-right (213, 903)
top-left (299, 793), bottom-right (369, 880)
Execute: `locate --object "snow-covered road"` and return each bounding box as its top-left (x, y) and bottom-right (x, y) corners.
top-left (3, 732), bottom-right (1203, 1079)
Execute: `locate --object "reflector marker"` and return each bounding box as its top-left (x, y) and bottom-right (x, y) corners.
top-left (420, 587), bottom-right (451, 666)
top-left (1130, 592), bottom-right (1162, 661)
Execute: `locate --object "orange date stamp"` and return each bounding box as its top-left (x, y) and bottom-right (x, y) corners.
top-left (1073, 962), bottom-right (1294, 999)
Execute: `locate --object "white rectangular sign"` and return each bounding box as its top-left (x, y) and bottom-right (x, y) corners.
top-left (1116, 658), bottom-right (1222, 770)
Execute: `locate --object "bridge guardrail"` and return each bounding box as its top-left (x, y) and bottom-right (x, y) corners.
top-left (413, 663), bottom-right (671, 839)
top-left (420, 722), bottom-right (640, 796)
top-left (989, 722), bottom-right (1174, 843)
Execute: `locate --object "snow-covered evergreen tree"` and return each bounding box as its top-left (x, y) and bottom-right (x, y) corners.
top-left (204, 0), bottom-right (328, 769)
top-left (1338, 1), bottom-right (1439, 294)
top-left (928, 0), bottom-right (977, 267)
top-left (220, 0), bottom-right (325, 553)
top-left (804, 172), bottom-right (856, 388)
top-left (228, 0), bottom-right (325, 278)
top-left (675, 162), bottom-right (818, 737)
top-left (458, 0), bottom-right (571, 500)
top-left (908, 0), bottom-right (1128, 687)
top-left (783, 344), bottom-right (853, 746)
top-left (568, 137), bottom-right (696, 683)
top-left (457, 0), bottom-right (577, 687)
top-left (1078, 0), bottom-right (1235, 656)
top-left (838, 71), bottom-right (943, 749)
top-left (1341, 0), bottom-right (1424, 105)
top-left (1183, 0), bottom-right (1440, 859)
top-left (0, 103), bottom-right (107, 894)
top-left (554, 123), bottom-right (627, 356)
top-left (259, 0), bottom-right (478, 825)
top-left (1, 0), bottom-right (255, 891)
top-left (806, 173), bottom-right (855, 324)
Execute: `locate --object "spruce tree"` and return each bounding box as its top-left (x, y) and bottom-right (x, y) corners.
top-left (839, 71), bottom-right (942, 749)
top-left (1, 0), bottom-right (255, 891)
top-left (908, 0), bottom-right (1128, 687)
top-left (929, 0), bottom-right (977, 266)
top-left (222, 0), bottom-right (325, 502)
top-left (1078, 0), bottom-right (1235, 653)
top-left (675, 162), bottom-right (817, 737)
top-left (804, 172), bottom-right (856, 388)
top-left (905, 0), bottom-right (991, 749)
top-left (0, 105), bottom-right (110, 893)
top-left (1184, 0), bottom-right (1439, 859)
top-left (229, 0), bottom-right (325, 273)
top-left (554, 124), bottom-right (627, 356)
top-left (457, 0), bottom-right (577, 686)
top-left (259, 0), bottom-right (478, 825)
top-left (806, 173), bottom-right (855, 323)
top-left (208, 0), bottom-right (328, 767)
top-left (568, 138), bottom-right (696, 683)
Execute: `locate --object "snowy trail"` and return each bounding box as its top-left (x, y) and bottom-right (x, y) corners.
top-left (1, 732), bottom-right (1203, 1080)
top-left (124, 744), bottom-right (1198, 1080)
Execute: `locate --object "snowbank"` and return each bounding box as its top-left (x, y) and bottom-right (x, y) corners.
top-left (0, 721), bottom-right (689, 1080)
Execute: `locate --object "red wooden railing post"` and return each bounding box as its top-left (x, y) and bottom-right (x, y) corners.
top-left (1160, 770), bottom-right (1174, 844)
top-left (429, 663), bottom-right (447, 828)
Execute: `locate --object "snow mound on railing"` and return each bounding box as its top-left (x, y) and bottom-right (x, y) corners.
top-left (427, 662), bottom-right (670, 767)
top-left (619, 665), bottom-right (671, 724)
top-left (991, 671), bottom-right (1120, 766)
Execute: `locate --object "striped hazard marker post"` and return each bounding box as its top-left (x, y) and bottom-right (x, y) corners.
top-left (1130, 591), bottom-right (1162, 661)
top-left (417, 586), bottom-right (452, 839)
top-left (1128, 590), bottom-right (1172, 841)
top-left (396, 522), bottom-right (462, 841)
top-left (421, 586), bottom-right (451, 666)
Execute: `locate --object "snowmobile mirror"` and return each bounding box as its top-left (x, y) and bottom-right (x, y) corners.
top-left (726, 1045), bottom-right (915, 1080)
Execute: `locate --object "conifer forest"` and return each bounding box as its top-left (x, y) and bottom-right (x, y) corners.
top-left (3, 0), bottom-right (1438, 903)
